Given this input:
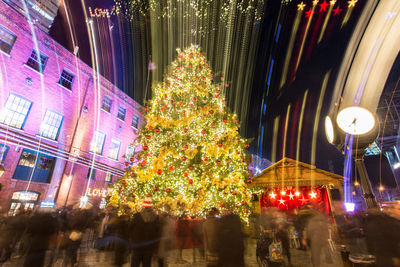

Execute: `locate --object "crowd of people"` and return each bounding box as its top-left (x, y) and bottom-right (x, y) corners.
top-left (0, 199), bottom-right (399, 267)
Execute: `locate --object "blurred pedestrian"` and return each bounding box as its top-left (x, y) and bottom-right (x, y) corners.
top-left (130, 198), bottom-right (161, 267)
top-left (0, 212), bottom-right (12, 263)
top-left (303, 211), bottom-right (332, 267)
top-left (203, 208), bottom-right (220, 267)
top-left (108, 209), bottom-right (130, 267)
top-left (276, 222), bottom-right (292, 266)
top-left (217, 207), bottom-right (244, 267)
top-left (156, 211), bottom-right (175, 267)
top-left (23, 209), bottom-right (57, 267)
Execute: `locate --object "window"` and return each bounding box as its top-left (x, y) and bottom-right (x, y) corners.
top-left (125, 144), bottom-right (135, 162)
top-left (13, 149), bottom-right (55, 183)
top-left (86, 167), bottom-right (96, 180)
top-left (0, 93), bottom-right (32, 129)
top-left (108, 138), bottom-right (121, 160)
top-left (132, 115), bottom-right (139, 129)
top-left (0, 25), bottom-right (16, 54)
top-left (58, 69), bottom-right (75, 89)
top-left (26, 50), bottom-right (48, 73)
top-left (90, 131), bottom-right (105, 155)
top-left (0, 143), bottom-right (9, 163)
top-left (117, 105), bottom-right (126, 121)
top-left (105, 172), bottom-right (112, 183)
top-left (38, 109), bottom-right (63, 140)
top-left (101, 95), bottom-right (112, 113)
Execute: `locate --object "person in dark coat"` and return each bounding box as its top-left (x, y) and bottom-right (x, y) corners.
top-left (276, 222), bottom-right (292, 266)
top-left (203, 208), bottom-right (220, 267)
top-left (23, 210), bottom-right (57, 267)
top-left (217, 208), bottom-right (244, 267)
top-left (130, 198), bottom-right (161, 267)
top-left (363, 209), bottom-right (400, 267)
top-left (107, 212), bottom-right (130, 267)
top-left (0, 212), bottom-right (13, 263)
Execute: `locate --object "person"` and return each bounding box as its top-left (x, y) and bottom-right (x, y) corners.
top-left (130, 198), bottom-right (161, 267)
top-left (191, 216), bottom-right (204, 263)
top-left (303, 210), bottom-right (333, 267)
top-left (217, 207), bottom-right (244, 267)
top-left (107, 209), bottom-right (130, 267)
top-left (364, 207), bottom-right (400, 267)
top-left (0, 212), bottom-right (13, 263)
top-left (156, 211), bottom-right (175, 267)
top-left (203, 208), bottom-right (220, 267)
top-left (276, 222), bottom-right (292, 266)
top-left (23, 209), bottom-right (57, 267)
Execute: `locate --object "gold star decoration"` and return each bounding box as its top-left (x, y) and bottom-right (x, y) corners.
top-left (313, 0), bottom-right (319, 6)
top-left (330, 0), bottom-right (337, 5)
top-left (348, 0), bottom-right (357, 8)
top-left (297, 2), bottom-right (306, 11)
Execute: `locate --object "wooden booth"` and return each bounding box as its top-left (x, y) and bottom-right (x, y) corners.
top-left (249, 158), bottom-right (343, 216)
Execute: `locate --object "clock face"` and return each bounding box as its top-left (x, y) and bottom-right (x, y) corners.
top-left (325, 116), bottom-right (334, 143)
top-left (336, 107), bottom-right (375, 135)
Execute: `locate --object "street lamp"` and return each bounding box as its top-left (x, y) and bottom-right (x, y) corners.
top-left (325, 106), bottom-right (378, 209)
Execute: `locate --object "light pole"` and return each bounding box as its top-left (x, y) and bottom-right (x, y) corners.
top-left (325, 106), bottom-right (378, 209)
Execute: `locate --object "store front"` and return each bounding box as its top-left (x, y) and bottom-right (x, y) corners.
top-left (9, 190), bottom-right (40, 216)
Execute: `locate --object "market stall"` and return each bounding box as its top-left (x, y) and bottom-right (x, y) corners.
top-left (249, 158), bottom-right (343, 215)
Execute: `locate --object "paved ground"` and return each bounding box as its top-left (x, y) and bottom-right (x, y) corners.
top-left (2, 238), bottom-right (343, 267)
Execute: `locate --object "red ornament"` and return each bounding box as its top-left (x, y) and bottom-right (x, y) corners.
top-left (189, 53), bottom-right (193, 57)
top-left (179, 102), bottom-right (183, 106)
top-left (241, 201), bottom-right (245, 205)
top-left (155, 128), bottom-right (160, 133)
top-left (211, 122), bottom-right (216, 127)
top-left (223, 119), bottom-right (228, 123)
top-left (217, 161), bottom-right (221, 166)
top-left (181, 156), bottom-right (187, 161)
top-left (234, 119), bottom-right (238, 123)
top-left (235, 150), bottom-right (240, 154)
top-left (130, 157), bottom-right (134, 162)
top-left (216, 90), bottom-right (220, 94)
top-left (182, 110), bottom-right (186, 114)
top-left (246, 179), bottom-right (252, 184)
top-left (132, 194), bottom-right (136, 198)
top-left (130, 173), bottom-right (135, 177)
top-left (154, 187), bottom-right (159, 192)
top-left (184, 172), bottom-right (189, 177)
top-left (145, 107), bottom-right (149, 111)
top-left (215, 95), bottom-right (219, 98)
top-left (220, 77), bottom-right (224, 81)
top-left (209, 110), bottom-right (214, 114)
top-left (201, 130), bottom-right (206, 135)
top-left (218, 143), bottom-right (222, 147)
top-left (157, 169), bottom-right (162, 175)
top-left (188, 179), bottom-right (194, 184)
top-left (146, 135), bottom-right (151, 139)
top-left (244, 209), bottom-right (248, 213)
top-left (225, 83), bottom-right (229, 87)
top-left (143, 146), bottom-right (148, 150)
top-left (219, 201), bottom-right (224, 207)
top-left (160, 108), bottom-right (165, 112)
top-left (169, 166), bottom-right (174, 171)
top-left (192, 97), bottom-right (197, 101)
top-left (183, 145), bottom-right (188, 149)
top-left (245, 144), bottom-right (250, 148)
top-left (166, 188), bottom-right (171, 193)
top-left (232, 190), bottom-right (237, 195)
top-left (124, 162), bottom-right (129, 166)
top-left (204, 157), bottom-right (209, 162)
top-left (190, 104), bottom-right (194, 107)
top-left (147, 193), bottom-right (151, 197)
top-left (148, 126), bottom-right (154, 130)
top-left (183, 128), bottom-right (188, 133)
top-left (122, 180), bottom-right (127, 184)
top-left (189, 166), bottom-right (194, 171)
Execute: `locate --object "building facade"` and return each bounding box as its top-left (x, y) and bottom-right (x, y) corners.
top-left (0, 0), bottom-right (143, 214)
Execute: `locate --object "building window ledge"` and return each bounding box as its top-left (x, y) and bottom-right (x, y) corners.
top-left (89, 151), bottom-right (103, 158)
top-left (101, 108), bottom-right (111, 114)
top-left (11, 178), bottom-right (50, 185)
top-left (23, 64), bottom-right (44, 76)
top-left (116, 117), bottom-right (125, 123)
top-left (107, 157), bottom-right (120, 162)
top-left (36, 135), bottom-right (59, 144)
top-left (0, 123), bottom-right (25, 133)
top-left (56, 82), bottom-right (73, 92)
top-left (0, 50), bottom-right (11, 58)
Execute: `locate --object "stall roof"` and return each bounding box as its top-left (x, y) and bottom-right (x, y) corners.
top-left (250, 158), bottom-right (343, 188)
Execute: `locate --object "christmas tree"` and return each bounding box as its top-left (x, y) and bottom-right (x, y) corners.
top-left (109, 45), bottom-right (253, 219)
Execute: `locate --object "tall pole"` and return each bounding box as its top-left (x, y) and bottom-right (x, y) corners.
top-left (354, 152), bottom-right (378, 209)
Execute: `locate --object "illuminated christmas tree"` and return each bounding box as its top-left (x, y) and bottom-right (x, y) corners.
top-left (109, 45), bottom-right (253, 219)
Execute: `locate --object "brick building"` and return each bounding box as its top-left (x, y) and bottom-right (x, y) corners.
top-left (0, 0), bottom-right (142, 214)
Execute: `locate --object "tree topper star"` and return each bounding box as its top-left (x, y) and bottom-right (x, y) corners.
top-left (305, 8), bottom-right (314, 18)
top-left (348, 0), bottom-right (357, 8)
top-left (298, 2), bottom-right (306, 11)
top-left (320, 1), bottom-right (329, 12)
top-left (333, 6), bottom-right (342, 15)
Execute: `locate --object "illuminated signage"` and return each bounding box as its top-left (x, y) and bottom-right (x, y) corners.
top-left (87, 188), bottom-right (107, 198)
top-left (12, 191), bottom-right (39, 201)
top-left (88, 7), bottom-right (111, 18)
top-left (40, 201), bottom-right (55, 208)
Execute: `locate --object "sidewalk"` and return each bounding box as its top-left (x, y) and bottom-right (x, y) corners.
top-left (2, 238), bottom-right (342, 266)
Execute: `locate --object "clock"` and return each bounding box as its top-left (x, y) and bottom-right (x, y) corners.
top-left (336, 107), bottom-right (375, 135)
